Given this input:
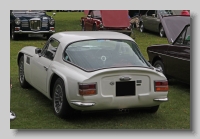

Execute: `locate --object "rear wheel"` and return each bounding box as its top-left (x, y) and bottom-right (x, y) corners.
top-left (52, 78), bottom-right (74, 118)
top-left (153, 60), bottom-right (165, 74)
top-left (92, 24), bottom-right (97, 31)
top-left (18, 55), bottom-right (30, 88)
top-left (81, 22), bottom-right (85, 31)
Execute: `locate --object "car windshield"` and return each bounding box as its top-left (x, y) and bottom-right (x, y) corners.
top-left (64, 39), bottom-right (151, 71)
top-left (12, 10), bottom-right (45, 13)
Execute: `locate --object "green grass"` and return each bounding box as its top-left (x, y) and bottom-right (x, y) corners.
top-left (10, 12), bottom-right (190, 129)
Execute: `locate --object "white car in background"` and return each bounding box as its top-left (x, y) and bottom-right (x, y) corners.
top-left (17, 31), bottom-right (168, 118)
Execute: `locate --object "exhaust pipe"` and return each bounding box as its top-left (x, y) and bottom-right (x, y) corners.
top-left (119, 109), bottom-right (129, 113)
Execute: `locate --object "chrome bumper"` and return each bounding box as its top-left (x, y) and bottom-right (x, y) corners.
top-left (153, 98), bottom-right (168, 102)
top-left (14, 30), bottom-right (55, 34)
top-left (71, 101), bottom-right (95, 107)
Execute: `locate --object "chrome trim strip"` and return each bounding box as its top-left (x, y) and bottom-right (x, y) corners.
top-left (14, 30), bottom-right (55, 33)
top-left (148, 51), bottom-right (190, 62)
top-left (71, 101), bottom-right (95, 107)
top-left (153, 98), bottom-right (168, 102)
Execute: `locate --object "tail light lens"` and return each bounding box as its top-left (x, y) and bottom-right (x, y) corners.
top-left (154, 80), bottom-right (168, 92)
top-left (79, 83), bottom-right (97, 96)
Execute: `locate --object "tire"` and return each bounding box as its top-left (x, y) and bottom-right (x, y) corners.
top-left (92, 24), bottom-right (97, 31)
top-left (159, 25), bottom-right (165, 37)
top-left (139, 22), bottom-right (145, 33)
top-left (153, 60), bottom-right (165, 74)
top-left (146, 105), bottom-right (160, 113)
top-left (81, 22), bottom-right (85, 31)
top-left (46, 34), bottom-right (52, 40)
top-left (18, 55), bottom-right (29, 88)
top-left (11, 28), bottom-right (18, 40)
top-left (52, 78), bottom-right (74, 118)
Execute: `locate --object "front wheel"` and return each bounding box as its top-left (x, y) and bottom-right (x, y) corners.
top-left (18, 55), bottom-right (30, 88)
top-left (52, 78), bottom-right (74, 118)
top-left (159, 25), bottom-right (165, 37)
top-left (81, 22), bottom-right (85, 31)
top-left (92, 24), bottom-right (97, 31)
top-left (11, 28), bottom-right (19, 40)
top-left (139, 22), bottom-right (145, 33)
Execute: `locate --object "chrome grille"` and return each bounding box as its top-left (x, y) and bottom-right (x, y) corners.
top-left (21, 21), bottom-right (29, 27)
top-left (42, 20), bottom-right (48, 27)
top-left (29, 19), bottom-right (41, 30)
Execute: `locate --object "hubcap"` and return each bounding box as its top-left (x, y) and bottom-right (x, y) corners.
top-left (140, 24), bottom-right (144, 32)
top-left (154, 64), bottom-right (163, 73)
top-left (54, 84), bottom-right (63, 113)
top-left (160, 27), bottom-right (164, 37)
top-left (19, 59), bottom-right (25, 83)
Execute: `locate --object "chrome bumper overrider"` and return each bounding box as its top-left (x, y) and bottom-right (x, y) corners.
top-left (71, 102), bottom-right (95, 107)
top-left (14, 30), bottom-right (55, 34)
top-left (153, 98), bottom-right (168, 102)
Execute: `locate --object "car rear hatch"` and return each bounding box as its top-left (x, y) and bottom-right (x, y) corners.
top-left (101, 10), bottom-right (130, 28)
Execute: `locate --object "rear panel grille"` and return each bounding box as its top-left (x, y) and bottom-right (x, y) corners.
top-left (116, 81), bottom-right (135, 96)
top-left (30, 19), bottom-right (41, 30)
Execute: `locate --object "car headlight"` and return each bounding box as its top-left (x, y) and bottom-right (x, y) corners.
top-left (15, 18), bottom-right (21, 25)
top-left (49, 19), bottom-right (55, 25)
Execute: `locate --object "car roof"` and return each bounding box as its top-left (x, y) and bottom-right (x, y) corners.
top-left (51, 31), bottom-right (135, 47)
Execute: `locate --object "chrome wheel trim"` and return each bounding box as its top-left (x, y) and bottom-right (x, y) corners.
top-left (154, 63), bottom-right (163, 73)
top-left (160, 27), bottom-right (164, 37)
top-left (19, 58), bottom-right (25, 84)
top-left (54, 84), bottom-right (63, 114)
top-left (140, 24), bottom-right (144, 32)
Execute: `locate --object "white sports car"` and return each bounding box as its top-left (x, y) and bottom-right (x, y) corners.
top-left (17, 31), bottom-right (168, 118)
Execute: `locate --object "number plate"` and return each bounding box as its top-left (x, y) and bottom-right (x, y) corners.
top-left (28, 34), bottom-right (43, 37)
top-left (116, 81), bottom-right (135, 96)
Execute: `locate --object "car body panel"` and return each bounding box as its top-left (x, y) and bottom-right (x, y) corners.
top-left (81, 10), bottom-right (132, 36)
top-left (18, 31), bottom-right (168, 112)
top-left (147, 15), bottom-right (190, 84)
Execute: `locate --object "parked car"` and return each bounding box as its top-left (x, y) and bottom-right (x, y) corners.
top-left (81, 10), bottom-right (132, 36)
top-left (17, 31), bottom-right (168, 118)
top-left (129, 10), bottom-right (147, 28)
top-left (10, 10), bottom-right (56, 40)
top-left (147, 15), bottom-right (190, 84)
top-left (139, 10), bottom-right (173, 37)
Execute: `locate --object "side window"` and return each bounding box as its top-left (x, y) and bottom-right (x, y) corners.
top-left (174, 26), bottom-right (190, 46)
top-left (42, 38), bottom-right (60, 60)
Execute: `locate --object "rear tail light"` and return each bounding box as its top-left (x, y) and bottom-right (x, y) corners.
top-left (79, 83), bottom-right (97, 96)
top-left (154, 80), bottom-right (168, 92)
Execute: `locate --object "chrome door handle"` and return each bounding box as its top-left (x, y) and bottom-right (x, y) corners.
top-left (44, 66), bottom-right (48, 71)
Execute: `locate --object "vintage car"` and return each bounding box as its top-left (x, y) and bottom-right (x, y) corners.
top-left (81, 10), bottom-right (132, 36)
top-left (139, 10), bottom-right (173, 37)
top-left (10, 10), bottom-right (56, 40)
top-left (147, 15), bottom-right (190, 84)
top-left (17, 31), bottom-right (168, 118)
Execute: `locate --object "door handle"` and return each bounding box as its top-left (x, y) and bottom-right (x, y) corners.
top-left (44, 66), bottom-right (48, 71)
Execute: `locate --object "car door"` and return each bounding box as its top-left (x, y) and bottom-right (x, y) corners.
top-left (166, 26), bottom-right (190, 83)
top-left (144, 10), bottom-right (156, 31)
top-left (30, 38), bottom-right (59, 94)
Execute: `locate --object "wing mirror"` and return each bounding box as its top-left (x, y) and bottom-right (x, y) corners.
top-left (87, 15), bottom-right (91, 18)
top-left (35, 48), bottom-right (42, 54)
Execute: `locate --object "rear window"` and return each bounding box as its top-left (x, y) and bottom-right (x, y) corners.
top-left (63, 39), bottom-right (150, 71)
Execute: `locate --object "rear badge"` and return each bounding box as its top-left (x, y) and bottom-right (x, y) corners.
top-left (110, 82), bottom-right (114, 85)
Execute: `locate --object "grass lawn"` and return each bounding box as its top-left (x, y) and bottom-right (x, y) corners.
top-left (10, 12), bottom-right (190, 129)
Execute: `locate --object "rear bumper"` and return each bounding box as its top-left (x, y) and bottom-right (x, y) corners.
top-left (69, 95), bottom-right (168, 110)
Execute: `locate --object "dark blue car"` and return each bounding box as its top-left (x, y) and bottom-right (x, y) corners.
top-left (10, 10), bottom-right (56, 40)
